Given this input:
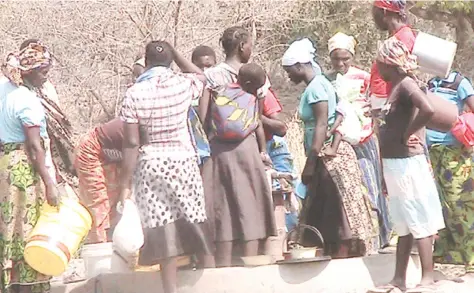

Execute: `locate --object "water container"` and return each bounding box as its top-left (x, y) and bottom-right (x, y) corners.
top-left (24, 197), bottom-right (92, 276)
top-left (412, 32), bottom-right (457, 79)
top-left (81, 243), bottom-right (131, 278)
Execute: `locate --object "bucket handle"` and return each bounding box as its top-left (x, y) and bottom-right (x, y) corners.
top-left (282, 224), bottom-right (325, 253)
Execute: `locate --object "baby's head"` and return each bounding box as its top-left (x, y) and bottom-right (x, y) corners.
top-left (237, 63), bottom-right (266, 96)
top-left (191, 45), bottom-right (216, 70)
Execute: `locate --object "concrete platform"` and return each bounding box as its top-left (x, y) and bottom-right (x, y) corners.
top-left (51, 254), bottom-right (473, 293)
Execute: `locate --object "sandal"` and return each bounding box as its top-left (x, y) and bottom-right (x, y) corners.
top-left (368, 284), bottom-right (404, 293)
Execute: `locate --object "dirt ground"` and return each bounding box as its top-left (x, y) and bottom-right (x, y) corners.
top-left (435, 264), bottom-right (466, 279)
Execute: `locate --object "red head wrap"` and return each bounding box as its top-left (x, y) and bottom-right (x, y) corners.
top-left (374, 0), bottom-right (406, 13)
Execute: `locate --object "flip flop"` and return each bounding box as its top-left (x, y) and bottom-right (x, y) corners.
top-left (406, 284), bottom-right (437, 293)
top-left (368, 284), bottom-right (404, 293)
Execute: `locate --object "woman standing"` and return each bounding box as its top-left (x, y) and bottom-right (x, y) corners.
top-left (282, 38), bottom-right (377, 258)
top-left (199, 26), bottom-right (276, 267)
top-left (426, 72), bottom-right (474, 277)
top-left (18, 39), bottom-right (77, 193)
top-left (326, 32), bottom-right (391, 249)
top-left (119, 41), bottom-right (212, 293)
top-left (0, 43), bottom-right (59, 293)
top-left (373, 38), bottom-right (444, 292)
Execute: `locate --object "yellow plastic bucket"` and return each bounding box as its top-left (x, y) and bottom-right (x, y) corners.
top-left (24, 197), bottom-right (92, 276)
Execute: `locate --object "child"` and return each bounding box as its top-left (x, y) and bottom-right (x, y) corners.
top-left (324, 74), bottom-right (368, 156)
top-left (189, 45), bottom-right (217, 168)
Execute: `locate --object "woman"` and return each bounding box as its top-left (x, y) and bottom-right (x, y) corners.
top-left (199, 26), bottom-right (276, 267)
top-left (426, 71), bottom-right (474, 277)
top-left (74, 118), bottom-right (123, 243)
top-left (370, 0), bottom-right (415, 119)
top-left (326, 32), bottom-right (391, 249)
top-left (119, 41), bottom-right (212, 293)
top-left (373, 38), bottom-right (444, 292)
top-left (282, 38), bottom-right (377, 258)
top-left (0, 43), bottom-right (59, 293)
top-left (19, 39), bottom-right (77, 193)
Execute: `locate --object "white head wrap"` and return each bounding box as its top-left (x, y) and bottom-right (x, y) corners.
top-left (328, 32), bottom-right (357, 55)
top-left (282, 38), bottom-right (321, 73)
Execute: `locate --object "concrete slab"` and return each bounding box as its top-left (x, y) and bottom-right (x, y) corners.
top-left (50, 254), bottom-right (474, 293)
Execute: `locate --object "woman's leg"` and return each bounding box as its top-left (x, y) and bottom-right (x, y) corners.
top-left (160, 257), bottom-right (178, 293)
top-left (215, 241), bottom-right (233, 267)
top-left (333, 240), bottom-right (350, 259)
top-left (242, 240), bottom-right (259, 257)
top-left (390, 234), bottom-right (413, 290)
top-left (416, 236), bottom-right (436, 285)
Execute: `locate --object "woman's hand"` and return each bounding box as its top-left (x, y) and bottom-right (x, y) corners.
top-left (45, 183), bottom-right (60, 207)
top-left (403, 134), bottom-right (422, 147)
top-left (260, 152), bottom-right (272, 166)
top-left (119, 188), bottom-right (132, 205)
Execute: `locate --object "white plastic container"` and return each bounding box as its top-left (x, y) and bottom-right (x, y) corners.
top-left (412, 32), bottom-right (457, 78)
top-left (81, 243), bottom-right (131, 278)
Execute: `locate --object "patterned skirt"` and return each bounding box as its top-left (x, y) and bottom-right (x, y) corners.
top-left (0, 143), bottom-right (50, 293)
top-left (133, 146), bottom-right (212, 266)
top-left (74, 130), bottom-right (120, 243)
top-left (300, 141), bottom-right (378, 256)
top-left (352, 135), bottom-right (391, 248)
top-left (430, 144), bottom-right (474, 272)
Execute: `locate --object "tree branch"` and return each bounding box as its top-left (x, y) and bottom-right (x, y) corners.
top-left (173, 0), bottom-right (183, 48)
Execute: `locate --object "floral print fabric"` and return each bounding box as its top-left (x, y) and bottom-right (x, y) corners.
top-left (430, 144), bottom-right (474, 272)
top-left (0, 143), bottom-right (50, 293)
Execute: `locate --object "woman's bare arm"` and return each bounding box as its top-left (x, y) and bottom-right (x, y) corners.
top-left (198, 88), bottom-right (212, 124)
top-left (310, 102), bottom-right (329, 156)
top-left (173, 49), bottom-right (203, 76)
top-left (261, 113), bottom-right (287, 137)
top-left (464, 95), bottom-right (474, 112)
top-left (119, 122), bottom-right (140, 197)
top-left (24, 126), bottom-right (55, 187)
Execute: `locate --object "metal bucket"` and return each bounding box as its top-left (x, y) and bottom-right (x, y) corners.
top-left (412, 32), bottom-right (457, 78)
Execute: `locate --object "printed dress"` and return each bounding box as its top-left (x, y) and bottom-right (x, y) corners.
top-left (0, 78), bottom-right (52, 293)
top-left (120, 67), bottom-right (211, 264)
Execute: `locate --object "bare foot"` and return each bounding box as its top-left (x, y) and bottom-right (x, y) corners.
top-left (369, 278), bottom-right (406, 293)
top-left (419, 275), bottom-right (435, 286)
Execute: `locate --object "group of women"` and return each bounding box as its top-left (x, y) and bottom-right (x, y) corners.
top-left (1, 1), bottom-right (473, 293)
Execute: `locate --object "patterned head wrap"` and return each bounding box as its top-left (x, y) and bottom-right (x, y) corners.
top-left (1, 43), bottom-right (53, 86)
top-left (374, 0), bottom-right (406, 13)
top-left (376, 37), bottom-right (418, 75)
top-left (328, 32), bottom-right (357, 55)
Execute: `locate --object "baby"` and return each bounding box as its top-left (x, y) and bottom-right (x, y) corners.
top-left (323, 73), bottom-right (371, 156)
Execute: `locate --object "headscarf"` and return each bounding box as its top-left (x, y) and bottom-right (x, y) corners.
top-left (282, 38), bottom-right (322, 74)
top-left (376, 37), bottom-right (418, 75)
top-left (328, 32), bottom-right (357, 55)
top-left (1, 43), bottom-right (53, 86)
top-left (374, 0), bottom-right (406, 13)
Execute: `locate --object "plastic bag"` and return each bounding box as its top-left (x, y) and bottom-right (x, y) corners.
top-left (112, 199), bottom-right (144, 257)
